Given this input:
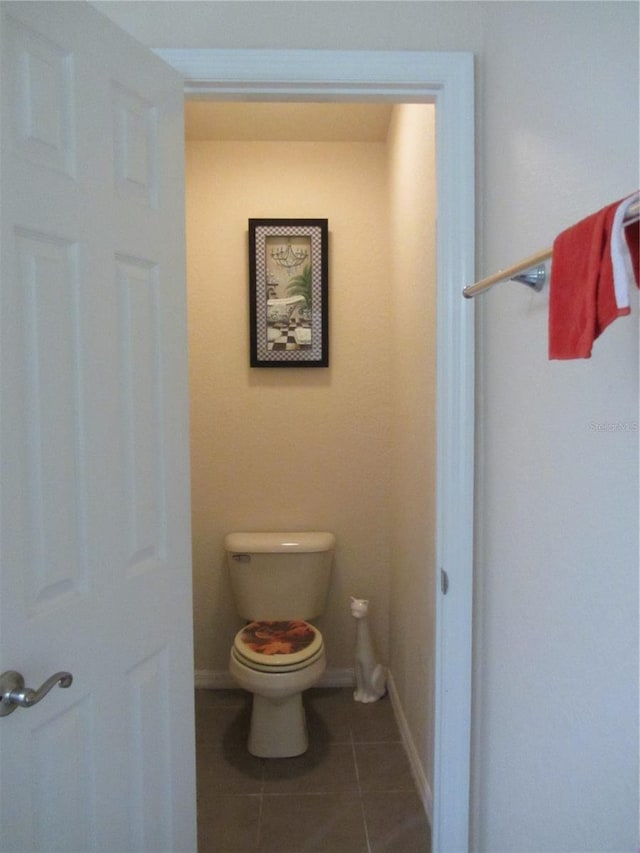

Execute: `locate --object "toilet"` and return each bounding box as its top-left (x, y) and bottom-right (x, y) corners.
top-left (225, 531), bottom-right (335, 758)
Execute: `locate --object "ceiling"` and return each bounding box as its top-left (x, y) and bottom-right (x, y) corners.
top-left (184, 101), bottom-right (395, 143)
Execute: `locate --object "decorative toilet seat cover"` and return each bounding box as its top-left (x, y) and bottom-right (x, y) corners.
top-left (234, 620), bottom-right (322, 667)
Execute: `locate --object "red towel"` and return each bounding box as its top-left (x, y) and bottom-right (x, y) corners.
top-left (549, 198), bottom-right (639, 359)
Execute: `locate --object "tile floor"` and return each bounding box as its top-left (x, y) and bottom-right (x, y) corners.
top-left (195, 687), bottom-right (431, 853)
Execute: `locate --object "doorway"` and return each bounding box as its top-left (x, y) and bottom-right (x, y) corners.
top-left (185, 93), bottom-right (436, 809)
top-left (160, 47), bottom-right (475, 853)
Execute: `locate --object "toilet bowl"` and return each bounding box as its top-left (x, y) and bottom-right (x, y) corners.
top-left (229, 619), bottom-right (326, 757)
top-left (224, 532), bottom-right (335, 758)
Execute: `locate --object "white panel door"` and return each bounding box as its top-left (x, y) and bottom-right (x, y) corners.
top-left (0, 3), bottom-right (196, 851)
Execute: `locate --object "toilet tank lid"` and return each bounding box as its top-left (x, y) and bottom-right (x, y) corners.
top-left (225, 531), bottom-right (335, 554)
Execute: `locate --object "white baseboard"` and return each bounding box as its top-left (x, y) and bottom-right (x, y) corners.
top-left (194, 667), bottom-right (355, 690)
top-left (318, 667), bottom-right (355, 688)
top-left (386, 671), bottom-right (434, 826)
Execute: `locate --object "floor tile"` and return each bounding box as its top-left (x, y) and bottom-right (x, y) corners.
top-left (350, 695), bottom-right (401, 743)
top-left (196, 702), bottom-right (253, 745)
top-left (354, 742), bottom-right (416, 792)
top-left (362, 790), bottom-right (431, 852)
top-left (197, 714), bottom-right (265, 796)
top-left (262, 741), bottom-right (359, 794)
top-left (196, 752), bottom-right (264, 796)
top-left (198, 794), bottom-right (261, 852)
top-left (194, 688), bottom-right (431, 852)
top-left (259, 793), bottom-right (368, 852)
top-left (304, 688), bottom-right (354, 743)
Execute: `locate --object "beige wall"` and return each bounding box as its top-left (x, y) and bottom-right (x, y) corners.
top-left (186, 138), bottom-right (393, 677)
top-left (387, 105), bottom-right (438, 792)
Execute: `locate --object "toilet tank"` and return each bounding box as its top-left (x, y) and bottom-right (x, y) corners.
top-left (224, 532), bottom-right (335, 621)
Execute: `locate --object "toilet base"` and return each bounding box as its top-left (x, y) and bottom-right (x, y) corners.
top-left (248, 692), bottom-right (308, 758)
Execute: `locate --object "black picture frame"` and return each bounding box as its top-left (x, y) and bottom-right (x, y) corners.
top-left (249, 218), bottom-right (329, 367)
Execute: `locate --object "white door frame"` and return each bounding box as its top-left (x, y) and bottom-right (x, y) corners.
top-left (156, 48), bottom-right (475, 853)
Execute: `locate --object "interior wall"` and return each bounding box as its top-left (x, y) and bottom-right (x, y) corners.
top-left (387, 104), bottom-right (438, 795)
top-left (186, 138), bottom-right (393, 678)
top-left (472, 4), bottom-right (639, 850)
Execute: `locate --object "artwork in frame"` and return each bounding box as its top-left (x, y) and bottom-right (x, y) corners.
top-left (249, 218), bottom-right (329, 367)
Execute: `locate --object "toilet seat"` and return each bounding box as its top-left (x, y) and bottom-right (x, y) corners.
top-left (231, 644), bottom-right (325, 674)
top-left (233, 620), bottom-right (323, 672)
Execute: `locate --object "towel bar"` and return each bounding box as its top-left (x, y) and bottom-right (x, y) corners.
top-left (463, 196), bottom-right (640, 299)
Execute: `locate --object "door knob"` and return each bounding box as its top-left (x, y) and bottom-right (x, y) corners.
top-left (0, 670), bottom-right (73, 717)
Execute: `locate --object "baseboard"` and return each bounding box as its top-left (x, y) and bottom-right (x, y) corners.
top-left (318, 667), bottom-right (355, 688)
top-left (386, 671), bottom-right (434, 826)
top-left (194, 667), bottom-right (355, 690)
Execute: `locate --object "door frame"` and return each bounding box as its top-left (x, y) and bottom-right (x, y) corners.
top-left (156, 48), bottom-right (475, 853)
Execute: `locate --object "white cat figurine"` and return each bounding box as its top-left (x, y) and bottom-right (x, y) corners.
top-left (350, 597), bottom-right (387, 703)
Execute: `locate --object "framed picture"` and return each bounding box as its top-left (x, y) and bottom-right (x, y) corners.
top-left (249, 218), bottom-right (329, 367)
